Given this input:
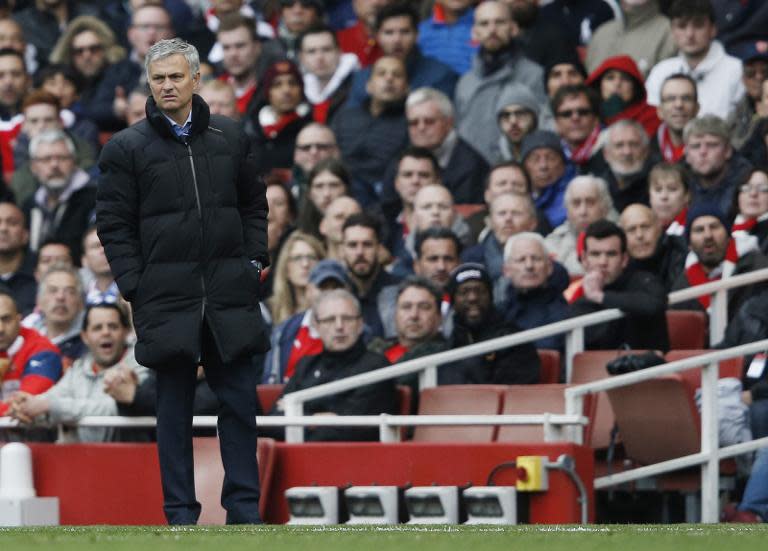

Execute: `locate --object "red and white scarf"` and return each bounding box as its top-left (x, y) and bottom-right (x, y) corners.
top-left (684, 233), bottom-right (758, 309)
top-left (665, 207), bottom-right (688, 236)
top-left (567, 125), bottom-right (601, 165)
top-left (657, 122), bottom-right (685, 163)
top-left (732, 212), bottom-right (768, 235)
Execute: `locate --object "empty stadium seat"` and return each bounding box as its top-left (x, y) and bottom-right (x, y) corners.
top-left (537, 349), bottom-right (561, 384)
top-left (257, 384), bottom-right (285, 413)
top-left (664, 350), bottom-right (744, 395)
top-left (412, 385), bottom-right (505, 442)
top-left (666, 310), bottom-right (708, 349)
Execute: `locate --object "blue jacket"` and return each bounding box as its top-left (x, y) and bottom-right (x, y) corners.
top-left (418, 8), bottom-right (476, 76)
top-left (499, 281), bottom-right (570, 351)
top-left (534, 163), bottom-right (577, 228)
top-left (461, 233), bottom-right (504, 282)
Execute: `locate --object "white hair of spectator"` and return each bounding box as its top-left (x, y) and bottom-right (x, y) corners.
top-left (37, 262), bottom-right (84, 301)
top-left (312, 288), bottom-right (361, 317)
top-left (406, 87), bottom-right (454, 119)
top-left (145, 38), bottom-right (200, 80)
top-left (565, 174), bottom-right (613, 217)
top-left (606, 119), bottom-right (649, 148)
top-left (503, 231), bottom-right (548, 263)
top-left (29, 129), bottom-right (75, 158)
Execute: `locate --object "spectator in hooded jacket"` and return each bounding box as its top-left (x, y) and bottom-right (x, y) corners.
top-left (492, 84), bottom-right (540, 164)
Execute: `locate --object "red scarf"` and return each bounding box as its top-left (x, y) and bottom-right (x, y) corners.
top-left (385, 343), bottom-right (408, 363)
top-left (665, 207), bottom-right (687, 236)
top-left (657, 123), bottom-right (685, 163)
top-left (262, 111), bottom-right (300, 139)
top-left (684, 234), bottom-right (757, 309)
top-left (733, 212), bottom-right (768, 235)
top-left (568, 125), bottom-right (601, 165)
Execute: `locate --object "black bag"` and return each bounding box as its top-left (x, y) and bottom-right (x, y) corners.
top-left (605, 351), bottom-right (665, 375)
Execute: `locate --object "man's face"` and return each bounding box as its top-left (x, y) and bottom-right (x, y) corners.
top-left (395, 286), bottom-right (441, 346)
top-left (200, 85), bottom-right (238, 118)
top-left (82, 307), bottom-right (128, 368)
top-left (30, 140), bottom-right (76, 192)
top-left (148, 54), bottom-right (199, 119)
top-left (524, 148), bottom-right (565, 191)
top-left (126, 92), bottom-right (148, 125)
top-left (314, 296), bottom-right (363, 352)
top-left (71, 30), bottom-right (106, 78)
top-left (505, 237), bottom-right (552, 291)
top-left (689, 215), bottom-right (729, 269)
top-left (600, 69), bottom-right (634, 103)
top-left (376, 15), bottom-right (416, 59)
top-left (453, 280), bottom-right (491, 328)
top-left (406, 100), bottom-right (452, 149)
top-left (490, 193), bottom-right (536, 243)
top-left (658, 78), bottom-right (698, 132)
top-left (472, 1), bottom-right (515, 52)
top-left (294, 125), bottom-right (339, 173)
top-left (413, 186), bottom-right (454, 231)
top-left (342, 225), bottom-right (379, 279)
top-left (395, 156), bottom-right (439, 206)
top-left (0, 20), bottom-right (24, 53)
top-left (320, 196), bottom-right (361, 244)
top-left (582, 235), bottom-right (628, 285)
top-left (621, 206), bottom-right (662, 260)
top-left (128, 7), bottom-right (174, 58)
top-left (485, 166), bottom-right (528, 204)
top-left (0, 295), bottom-right (20, 352)
top-left (546, 63), bottom-right (584, 97)
top-left (414, 238), bottom-right (459, 289)
top-left (22, 103), bottom-right (60, 138)
top-left (366, 57), bottom-right (408, 104)
top-left (82, 231), bottom-right (111, 277)
top-left (353, 0), bottom-right (391, 28)
top-left (649, 173), bottom-right (689, 225)
top-left (268, 73), bottom-right (302, 114)
top-left (39, 271), bottom-right (82, 327)
top-left (555, 93), bottom-right (598, 145)
top-left (604, 125), bottom-right (648, 176)
top-left (498, 104), bottom-right (535, 144)
top-left (0, 203), bottom-right (27, 255)
top-left (671, 16), bottom-right (716, 59)
top-left (0, 54), bottom-right (27, 110)
top-left (685, 133), bottom-right (731, 179)
top-left (35, 243), bottom-right (72, 281)
top-left (219, 26), bottom-right (260, 79)
top-left (299, 32), bottom-right (340, 81)
top-left (566, 181), bottom-right (604, 232)
top-left (281, 0), bottom-right (320, 34)
top-left (743, 59), bottom-right (768, 101)
top-left (309, 169), bottom-right (346, 212)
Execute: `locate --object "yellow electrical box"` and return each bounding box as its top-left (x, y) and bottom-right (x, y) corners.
top-left (515, 456), bottom-right (549, 492)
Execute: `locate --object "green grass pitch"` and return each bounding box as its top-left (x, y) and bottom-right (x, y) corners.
top-left (0, 525), bottom-right (766, 551)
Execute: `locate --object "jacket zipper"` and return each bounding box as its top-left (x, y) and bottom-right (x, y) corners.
top-left (188, 144), bottom-right (207, 360)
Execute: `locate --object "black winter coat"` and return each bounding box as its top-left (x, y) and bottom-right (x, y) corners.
top-left (96, 95), bottom-right (270, 369)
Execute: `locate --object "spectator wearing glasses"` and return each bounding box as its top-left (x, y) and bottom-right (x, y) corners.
top-left (49, 16), bottom-right (126, 113)
top-left (289, 122), bottom-right (340, 202)
top-left (492, 84), bottom-right (539, 163)
top-left (650, 73), bottom-right (700, 163)
top-left (89, 4), bottom-right (175, 130)
top-left (552, 84), bottom-right (603, 171)
top-left (268, 288), bottom-right (397, 441)
top-left (731, 169), bottom-right (768, 253)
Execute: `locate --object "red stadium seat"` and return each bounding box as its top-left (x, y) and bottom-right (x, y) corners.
top-left (412, 385), bottom-right (505, 442)
top-left (666, 310), bottom-right (708, 349)
top-left (537, 349), bottom-right (561, 384)
top-left (664, 350), bottom-right (743, 397)
top-left (257, 384), bottom-right (285, 413)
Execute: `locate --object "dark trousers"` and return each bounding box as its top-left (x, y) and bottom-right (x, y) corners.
top-left (155, 321), bottom-right (262, 525)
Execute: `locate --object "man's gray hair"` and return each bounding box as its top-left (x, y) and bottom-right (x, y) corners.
top-left (606, 119), bottom-right (649, 148)
top-left (37, 262), bottom-right (84, 302)
top-left (144, 38), bottom-right (200, 80)
top-left (30, 129), bottom-right (75, 159)
top-left (406, 87), bottom-right (454, 119)
top-left (683, 114), bottom-right (731, 145)
top-left (503, 231), bottom-right (548, 262)
top-left (565, 174), bottom-right (613, 216)
top-left (312, 288), bottom-right (361, 317)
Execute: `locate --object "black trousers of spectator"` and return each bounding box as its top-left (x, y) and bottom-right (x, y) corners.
top-left (155, 320), bottom-right (261, 525)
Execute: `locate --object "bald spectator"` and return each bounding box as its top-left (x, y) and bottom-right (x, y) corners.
top-left (332, 55), bottom-right (409, 206)
top-left (586, 0), bottom-right (675, 77)
top-left (492, 84), bottom-right (540, 163)
top-left (418, 0), bottom-right (476, 76)
top-left (620, 203), bottom-right (687, 290)
top-left (521, 129), bottom-right (578, 228)
top-left (89, 4), bottom-right (174, 130)
top-left (650, 73), bottom-right (699, 163)
top-left (199, 79), bottom-right (238, 119)
top-left (319, 195), bottom-right (361, 261)
top-left (411, 184), bottom-right (473, 251)
top-left (545, 175), bottom-right (616, 276)
top-left (0, 202), bottom-right (36, 315)
top-left (455, 1), bottom-right (548, 166)
top-left (497, 231), bottom-right (569, 351)
top-left (552, 84), bottom-right (604, 171)
top-left (645, 0), bottom-right (744, 120)
top-left (290, 122), bottom-right (340, 201)
top-left (462, 192), bottom-right (538, 281)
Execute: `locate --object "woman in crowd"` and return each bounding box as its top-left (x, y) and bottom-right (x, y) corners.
top-left (732, 169), bottom-right (768, 252)
top-left (296, 158), bottom-right (350, 239)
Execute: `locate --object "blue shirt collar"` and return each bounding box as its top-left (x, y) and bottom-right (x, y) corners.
top-left (163, 109), bottom-right (193, 138)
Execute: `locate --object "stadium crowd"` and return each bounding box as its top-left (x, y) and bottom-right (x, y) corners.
top-left (1, 0), bottom-right (768, 522)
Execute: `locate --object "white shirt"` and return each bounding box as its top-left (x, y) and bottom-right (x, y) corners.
top-left (645, 41), bottom-right (745, 121)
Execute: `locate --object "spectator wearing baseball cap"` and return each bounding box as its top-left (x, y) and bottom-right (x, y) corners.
top-left (440, 263), bottom-right (540, 386)
top-left (521, 129), bottom-right (578, 228)
top-left (262, 259), bottom-right (354, 384)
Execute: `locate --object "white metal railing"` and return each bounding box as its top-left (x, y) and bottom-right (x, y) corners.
top-left (565, 339), bottom-right (768, 523)
top-left (280, 268), bottom-right (768, 442)
top-left (0, 413), bottom-right (588, 444)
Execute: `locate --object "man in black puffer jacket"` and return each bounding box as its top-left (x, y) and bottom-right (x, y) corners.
top-left (95, 39), bottom-right (270, 526)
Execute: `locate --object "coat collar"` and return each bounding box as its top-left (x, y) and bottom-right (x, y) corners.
top-left (146, 94), bottom-right (211, 141)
